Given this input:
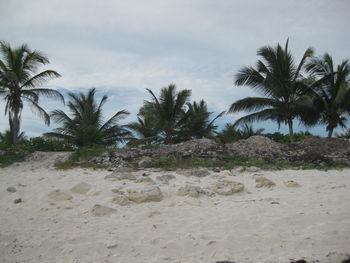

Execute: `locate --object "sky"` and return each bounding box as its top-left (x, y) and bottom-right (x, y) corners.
top-left (0, 0), bottom-right (349, 137)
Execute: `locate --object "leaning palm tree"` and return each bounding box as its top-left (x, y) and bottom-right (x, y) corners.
top-left (143, 84), bottom-right (191, 144)
top-left (45, 88), bottom-right (131, 147)
top-left (178, 100), bottom-right (224, 141)
top-left (0, 41), bottom-right (63, 144)
top-left (229, 40), bottom-right (317, 142)
top-left (306, 54), bottom-right (350, 137)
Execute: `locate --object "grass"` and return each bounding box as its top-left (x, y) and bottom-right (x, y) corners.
top-left (149, 155), bottom-right (347, 171)
top-left (0, 151), bottom-right (28, 168)
top-left (54, 147), bottom-right (108, 170)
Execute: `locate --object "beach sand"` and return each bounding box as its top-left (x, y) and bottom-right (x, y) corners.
top-left (0, 152), bottom-right (349, 263)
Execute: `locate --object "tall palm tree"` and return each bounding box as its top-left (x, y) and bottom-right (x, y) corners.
top-left (178, 100), bottom-right (224, 141)
top-left (306, 54), bottom-right (350, 137)
top-left (229, 40), bottom-right (317, 142)
top-left (144, 84), bottom-right (191, 144)
top-left (45, 88), bottom-right (131, 147)
top-left (0, 41), bottom-right (63, 144)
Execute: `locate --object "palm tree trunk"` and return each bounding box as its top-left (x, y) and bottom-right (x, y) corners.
top-left (327, 127), bottom-right (334, 138)
top-left (9, 107), bottom-right (21, 145)
top-left (287, 118), bottom-right (294, 142)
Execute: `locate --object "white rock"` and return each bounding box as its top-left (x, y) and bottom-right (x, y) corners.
top-left (127, 186), bottom-right (163, 203)
top-left (91, 204), bottom-right (116, 217)
top-left (48, 190), bottom-right (73, 201)
top-left (255, 177), bottom-right (276, 188)
top-left (138, 157), bottom-right (153, 168)
top-left (284, 180), bottom-right (301, 187)
top-left (70, 182), bottom-right (91, 194)
top-left (212, 180), bottom-right (244, 195)
top-left (112, 195), bottom-right (130, 206)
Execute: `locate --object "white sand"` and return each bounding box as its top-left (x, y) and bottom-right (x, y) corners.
top-left (0, 152), bottom-right (349, 263)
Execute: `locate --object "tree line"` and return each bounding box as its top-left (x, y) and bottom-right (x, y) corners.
top-left (0, 40), bottom-right (349, 147)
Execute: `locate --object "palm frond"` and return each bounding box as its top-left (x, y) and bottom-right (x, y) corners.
top-left (229, 97), bottom-right (278, 113)
top-left (233, 108), bottom-right (278, 127)
top-left (24, 97), bottom-right (50, 125)
top-left (99, 110), bottom-right (129, 132)
top-left (21, 70), bottom-right (61, 88)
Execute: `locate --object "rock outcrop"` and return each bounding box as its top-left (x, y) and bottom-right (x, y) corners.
top-left (90, 136), bottom-right (350, 168)
top-left (212, 180), bottom-right (244, 195)
top-left (176, 185), bottom-right (213, 198)
top-left (91, 204), bottom-right (116, 216)
top-left (127, 186), bottom-right (163, 203)
top-left (48, 190), bottom-right (73, 201)
top-left (70, 182), bottom-right (91, 194)
top-left (255, 177), bottom-right (276, 188)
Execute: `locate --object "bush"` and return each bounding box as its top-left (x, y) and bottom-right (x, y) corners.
top-left (264, 131), bottom-right (312, 143)
top-left (26, 137), bottom-right (75, 151)
top-left (0, 137), bottom-right (75, 152)
top-left (0, 152), bottom-right (27, 168)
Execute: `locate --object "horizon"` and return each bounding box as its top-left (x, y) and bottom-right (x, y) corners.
top-left (1, 0), bottom-right (349, 137)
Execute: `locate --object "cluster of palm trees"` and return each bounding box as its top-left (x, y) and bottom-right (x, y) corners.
top-left (229, 40), bottom-right (350, 140)
top-left (126, 84), bottom-right (224, 145)
top-left (0, 40), bottom-right (349, 147)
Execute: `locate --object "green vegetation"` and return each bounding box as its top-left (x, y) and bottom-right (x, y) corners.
top-left (149, 155), bottom-right (346, 171)
top-left (264, 131), bottom-right (312, 144)
top-left (228, 40), bottom-right (319, 142)
top-left (128, 84), bottom-right (223, 146)
top-left (0, 136), bottom-right (75, 167)
top-left (0, 151), bottom-right (27, 168)
top-left (216, 124), bottom-right (264, 144)
top-left (45, 88), bottom-right (131, 147)
top-left (178, 100), bottom-right (224, 141)
top-left (336, 129), bottom-right (350, 139)
top-left (54, 147), bottom-right (107, 170)
top-left (306, 54), bottom-right (350, 138)
top-left (143, 83), bottom-right (192, 144)
top-left (0, 136), bottom-right (74, 152)
top-left (0, 41), bottom-right (63, 145)
top-left (228, 40), bottom-right (350, 140)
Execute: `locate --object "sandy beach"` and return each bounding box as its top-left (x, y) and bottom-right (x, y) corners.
top-left (1, 152), bottom-right (349, 263)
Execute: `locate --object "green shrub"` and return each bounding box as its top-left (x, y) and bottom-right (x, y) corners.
top-left (264, 131), bottom-right (312, 143)
top-left (26, 137), bottom-right (75, 151)
top-left (0, 152), bottom-right (27, 168)
top-left (0, 136), bottom-right (75, 152)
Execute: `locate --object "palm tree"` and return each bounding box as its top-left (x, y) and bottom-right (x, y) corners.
top-left (306, 54), bottom-right (350, 137)
top-left (178, 100), bottom-right (224, 141)
top-left (228, 40), bottom-right (317, 142)
top-left (45, 88), bottom-right (131, 147)
top-left (143, 84), bottom-right (191, 144)
top-left (0, 41), bottom-right (64, 144)
top-left (126, 107), bottom-right (160, 146)
top-left (0, 129), bottom-right (27, 144)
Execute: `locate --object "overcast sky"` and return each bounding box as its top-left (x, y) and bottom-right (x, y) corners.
top-left (0, 0), bottom-right (349, 137)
